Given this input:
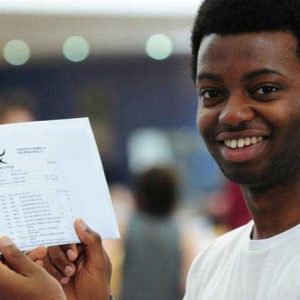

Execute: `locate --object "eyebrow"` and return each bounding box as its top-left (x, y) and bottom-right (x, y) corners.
top-left (197, 68), bottom-right (283, 83)
top-left (242, 68), bottom-right (283, 81)
top-left (197, 73), bottom-right (222, 82)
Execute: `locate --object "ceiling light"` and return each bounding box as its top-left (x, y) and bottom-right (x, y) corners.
top-left (3, 40), bottom-right (31, 66)
top-left (146, 34), bottom-right (173, 60)
top-left (63, 36), bottom-right (90, 62)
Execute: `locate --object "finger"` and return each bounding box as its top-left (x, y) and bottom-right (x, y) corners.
top-left (74, 219), bottom-right (110, 275)
top-left (0, 260), bottom-right (24, 294)
top-left (35, 260), bottom-right (44, 267)
top-left (0, 236), bottom-right (36, 275)
top-left (42, 253), bottom-right (67, 284)
top-left (60, 244), bottom-right (78, 262)
top-left (48, 246), bottom-right (76, 277)
top-left (26, 246), bottom-right (47, 262)
top-left (0, 258), bottom-right (12, 272)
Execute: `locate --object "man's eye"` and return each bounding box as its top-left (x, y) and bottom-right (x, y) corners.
top-left (254, 85), bottom-right (279, 95)
top-left (200, 89), bottom-right (223, 99)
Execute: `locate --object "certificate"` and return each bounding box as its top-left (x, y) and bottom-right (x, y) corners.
top-left (0, 118), bottom-right (119, 251)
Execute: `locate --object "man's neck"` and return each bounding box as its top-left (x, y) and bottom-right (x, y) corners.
top-left (241, 178), bottom-right (300, 240)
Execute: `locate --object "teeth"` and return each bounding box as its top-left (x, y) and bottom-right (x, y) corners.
top-left (230, 140), bottom-right (237, 149)
top-left (224, 136), bottom-right (264, 149)
top-left (238, 138), bottom-right (244, 148)
top-left (251, 137), bottom-right (257, 144)
top-left (245, 137), bottom-right (251, 146)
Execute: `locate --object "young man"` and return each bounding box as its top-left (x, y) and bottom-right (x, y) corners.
top-left (184, 0), bottom-right (300, 299)
top-left (15, 0), bottom-right (300, 299)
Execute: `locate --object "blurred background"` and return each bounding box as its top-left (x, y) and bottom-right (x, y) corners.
top-left (0, 0), bottom-right (251, 298)
top-left (0, 0), bottom-right (223, 204)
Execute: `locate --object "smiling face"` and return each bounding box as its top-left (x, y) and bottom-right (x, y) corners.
top-left (196, 31), bottom-right (300, 187)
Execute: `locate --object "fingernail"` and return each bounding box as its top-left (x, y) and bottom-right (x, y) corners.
top-left (60, 276), bottom-right (70, 285)
top-left (79, 219), bottom-right (88, 231)
top-left (64, 265), bottom-right (74, 277)
top-left (67, 249), bottom-right (76, 261)
top-left (35, 260), bottom-right (44, 267)
top-left (0, 236), bottom-right (14, 246)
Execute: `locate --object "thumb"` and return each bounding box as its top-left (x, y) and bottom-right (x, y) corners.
top-left (74, 219), bottom-right (108, 270)
top-left (74, 219), bottom-right (103, 253)
top-left (0, 236), bottom-right (37, 275)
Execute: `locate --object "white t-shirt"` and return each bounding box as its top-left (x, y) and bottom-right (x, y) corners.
top-left (184, 221), bottom-right (300, 300)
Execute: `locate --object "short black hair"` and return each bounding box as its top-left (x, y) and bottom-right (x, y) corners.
top-left (191, 0), bottom-right (300, 81)
top-left (133, 166), bottom-right (179, 217)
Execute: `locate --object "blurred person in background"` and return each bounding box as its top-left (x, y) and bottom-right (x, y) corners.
top-left (205, 181), bottom-right (251, 233)
top-left (121, 166), bottom-right (200, 300)
top-left (0, 90), bottom-right (36, 124)
top-left (222, 181), bottom-right (251, 230)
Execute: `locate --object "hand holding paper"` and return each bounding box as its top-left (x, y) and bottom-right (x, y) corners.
top-left (43, 219), bottom-right (112, 300)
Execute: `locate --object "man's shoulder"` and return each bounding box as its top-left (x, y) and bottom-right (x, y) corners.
top-left (184, 221), bottom-right (253, 298)
top-left (189, 221), bottom-right (253, 272)
top-left (214, 220), bottom-right (253, 246)
top-left (207, 221), bottom-right (252, 249)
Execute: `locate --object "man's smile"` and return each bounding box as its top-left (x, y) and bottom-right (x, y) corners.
top-left (214, 129), bottom-right (270, 163)
top-left (223, 136), bottom-right (263, 149)
top-left (218, 137), bottom-right (269, 163)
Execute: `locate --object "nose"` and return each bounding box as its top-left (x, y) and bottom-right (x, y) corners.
top-left (218, 93), bottom-right (255, 127)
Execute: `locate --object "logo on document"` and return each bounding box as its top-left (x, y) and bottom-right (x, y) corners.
top-left (0, 149), bottom-right (7, 164)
